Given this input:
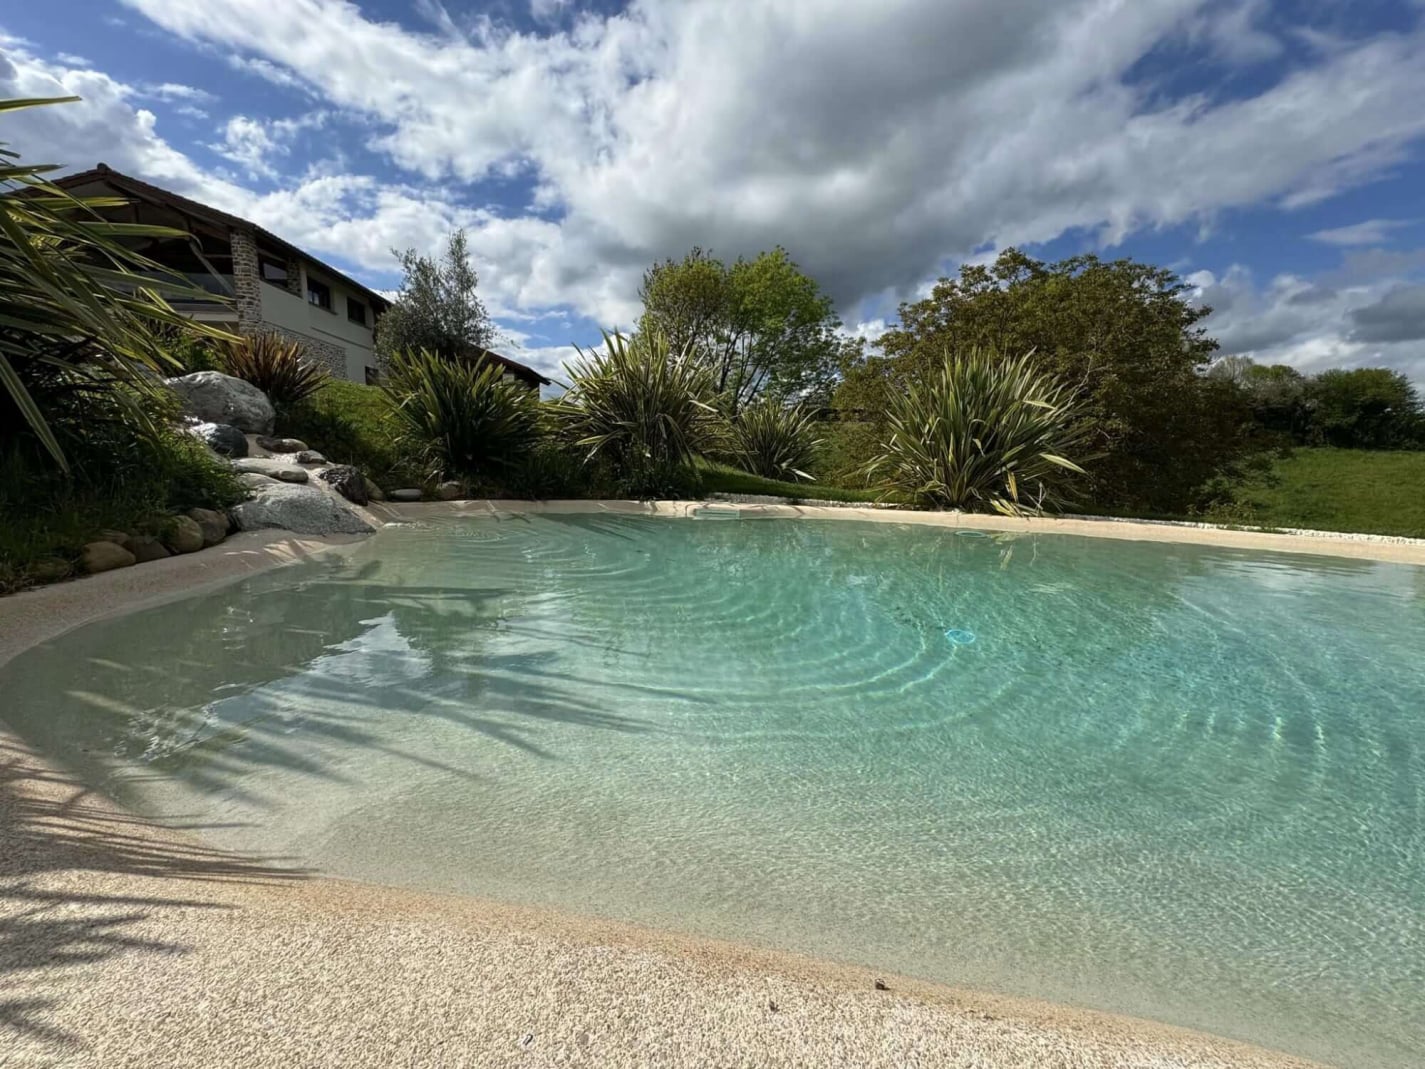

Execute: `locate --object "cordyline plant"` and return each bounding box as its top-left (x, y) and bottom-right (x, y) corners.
top-left (382, 347), bottom-right (540, 482)
top-left (220, 331), bottom-right (330, 407)
top-left (0, 97), bottom-right (236, 472)
top-left (861, 347), bottom-right (1090, 515)
top-left (728, 398), bottom-right (822, 481)
top-left (552, 331), bottom-right (724, 485)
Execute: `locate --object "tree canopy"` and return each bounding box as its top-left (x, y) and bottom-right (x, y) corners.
top-left (374, 229), bottom-right (495, 369)
top-left (840, 248), bottom-right (1253, 512)
top-left (638, 246), bottom-right (843, 414)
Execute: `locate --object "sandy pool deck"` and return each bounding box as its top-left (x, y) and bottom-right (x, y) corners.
top-left (5, 504), bottom-right (1406, 1067)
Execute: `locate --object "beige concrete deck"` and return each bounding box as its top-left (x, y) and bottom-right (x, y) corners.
top-left (3, 502), bottom-right (1393, 1067)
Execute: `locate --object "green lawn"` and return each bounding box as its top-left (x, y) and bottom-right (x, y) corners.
top-left (698, 463), bottom-right (885, 504)
top-left (1211, 448), bottom-right (1425, 538)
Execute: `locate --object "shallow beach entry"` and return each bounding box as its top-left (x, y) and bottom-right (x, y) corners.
top-left (6, 514), bottom-right (1424, 1067)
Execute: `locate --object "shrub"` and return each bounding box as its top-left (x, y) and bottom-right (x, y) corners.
top-left (552, 331), bottom-right (723, 497)
top-left (0, 419), bottom-right (246, 594)
top-left (862, 347), bottom-right (1089, 515)
top-left (727, 400), bottom-right (822, 481)
top-left (383, 348), bottom-right (540, 483)
top-left (813, 419), bottom-right (881, 487)
top-left (220, 331), bottom-right (330, 407)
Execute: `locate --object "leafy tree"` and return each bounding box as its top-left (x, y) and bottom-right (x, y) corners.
top-left (1305, 368), bottom-right (1422, 449)
top-left (375, 229), bottom-right (494, 369)
top-left (854, 248), bottom-right (1252, 512)
top-left (638, 246), bottom-right (841, 414)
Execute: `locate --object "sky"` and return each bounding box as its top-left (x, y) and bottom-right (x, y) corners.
top-left (2, 0), bottom-right (1425, 384)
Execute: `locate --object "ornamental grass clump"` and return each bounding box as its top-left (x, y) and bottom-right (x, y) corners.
top-left (219, 331), bottom-right (330, 407)
top-left (552, 331), bottom-right (723, 497)
top-left (862, 347), bottom-right (1089, 515)
top-left (382, 347), bottom-right (540, 483)
top-left (728, 398), bottom-right (822, 481)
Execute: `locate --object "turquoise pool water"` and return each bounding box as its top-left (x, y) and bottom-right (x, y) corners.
top-left (5, 515), bottom-right (1424, 1066)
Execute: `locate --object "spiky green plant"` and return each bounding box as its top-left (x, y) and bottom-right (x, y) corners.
top-left (728, 399), bottom-right (823, 481)
top-left (861, 347), bottom-right (1089, 514)
top-left (382, 347), bottom-right (540, 482)
top-left (551, 331), bottom-right (724, 495)
top-left (0, 97), bottom-right (235, 472)
top-left (220, 331), bottom-right (330, 407)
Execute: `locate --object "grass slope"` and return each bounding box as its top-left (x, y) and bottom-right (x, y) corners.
top-left (1217, 448), bottom-right (1425, 538)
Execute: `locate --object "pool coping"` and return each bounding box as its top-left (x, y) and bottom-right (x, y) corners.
top-left (370, 498), bottom-right (1425, 566)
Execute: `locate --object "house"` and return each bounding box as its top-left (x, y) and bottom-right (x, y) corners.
top-left (51, 165), bottom-right (551, 390)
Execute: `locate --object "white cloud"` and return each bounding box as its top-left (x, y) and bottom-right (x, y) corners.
top-left (208, 112), bottom-right (327, 180)
top-left (1308, 219), bottom-right (1414, 247)
top-left (7, 2), bottom-right (1425, 383)
top-left (1190, 267), bottom-right (1425, 386)
top-left (113, 0), bottom-right (1425, 328)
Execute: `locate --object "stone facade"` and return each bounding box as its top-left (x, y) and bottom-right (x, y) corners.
top-left (228, 228), bottom-right (263, 331)
top-left (257, 320), bottom-right (347, 377)
top-left (228, 227), bottom-right (348, 378)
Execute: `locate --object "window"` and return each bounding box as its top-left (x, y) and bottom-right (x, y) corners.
top-left (347, 297), bottom-right (368, 325)
top-left (307, 278), bottom-right (332, 311)
top-left (258, 256), bottom-right (288, 286)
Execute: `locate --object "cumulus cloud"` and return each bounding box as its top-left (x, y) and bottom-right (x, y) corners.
top-left (1190, 267), bottom-right (1425, 385)
top-left (6, 2), bottom-right (1425, 380)
top-left (1349, 284), bottom-right (1425, 343)
top-left (117, 0), bottom-right (1425, 323)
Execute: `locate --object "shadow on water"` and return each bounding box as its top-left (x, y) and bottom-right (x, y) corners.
top-left (3, 556), bottom-right (652, 812)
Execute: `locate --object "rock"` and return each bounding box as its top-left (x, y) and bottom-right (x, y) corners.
top-left (82, 541), bottom-right (136, 573)
top-left (255, 436), bottom-right (308, 454)
top-left (189, 422), bottom-right (248, 458)
top-left (232, 458), bottom-right (309, 483)
top-left (163, 515), bottom-right (205, 554)
top-left (435, 480), bottom-right (463, 501)
top-left (364, 479), bottom-right (386, 502)
top-left (164, 371), bottom-right (275, 434)
top-left (128, 535), bottom-right (171, 563)
top-left (294, 449), bottom-right (327, 465)
top-left (186, 508), bottom-right (229, 547)
top-left (97, 528), bottom-right (134, 551)
top-left (237, 472), bottom-right (278, 490)
top-left (29, 557), bottom-right (72, 582)
top-left (230, 483), bottom-right (376, 536)
top-left (389, 488), bottom-right (423, 502)
top-left (318, 464), bottom-right (369, 506)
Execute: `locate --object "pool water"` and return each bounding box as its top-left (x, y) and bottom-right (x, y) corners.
top-left (6, 514), bottom-right (1424, 1067)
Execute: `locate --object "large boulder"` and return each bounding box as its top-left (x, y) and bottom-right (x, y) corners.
top-left (232, 457), bottom-right (309, 483)
top-left (189, 421), bottom-right (248, 458)
top-left (128, 535), bottom-right (171, 563)
top-left (82, 541), bottom-right (135, 573)
top-left (294, 449), bottom-right (327, 465)
top-left (237, 472), bottom-right (278, 490)
top-left (165, 372), bottom-right (275, 434)
top-left (186, 508), bottom-right (230, 547)
top-left (318, 464), bottom-right (369, 506)
top-left (163, 515), bottom-right (206, 554)
top-left (230, 483), bottom-right (375, 536)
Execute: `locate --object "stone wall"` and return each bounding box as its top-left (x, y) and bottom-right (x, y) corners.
top-left (228, 228), bottom-right (263, 331)
top-left (257, 320), bottom-right (347, 377)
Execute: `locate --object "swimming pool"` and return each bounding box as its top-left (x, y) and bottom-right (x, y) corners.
top-left (5, 514), bottom-right (1423, 1067)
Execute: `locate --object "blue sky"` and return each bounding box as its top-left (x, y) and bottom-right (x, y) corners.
top-left (3, 0), bottom-right (1425, 382)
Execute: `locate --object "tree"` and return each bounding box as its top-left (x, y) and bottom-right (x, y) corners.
top-left (852, 248), bottom-right (1253, 512)
top-left (374, 229), bottom-right (494, 369)
top-left (638, 246), bottom-right (842, 414)
top-left (1305, 368), bottom-right (1422, 449)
